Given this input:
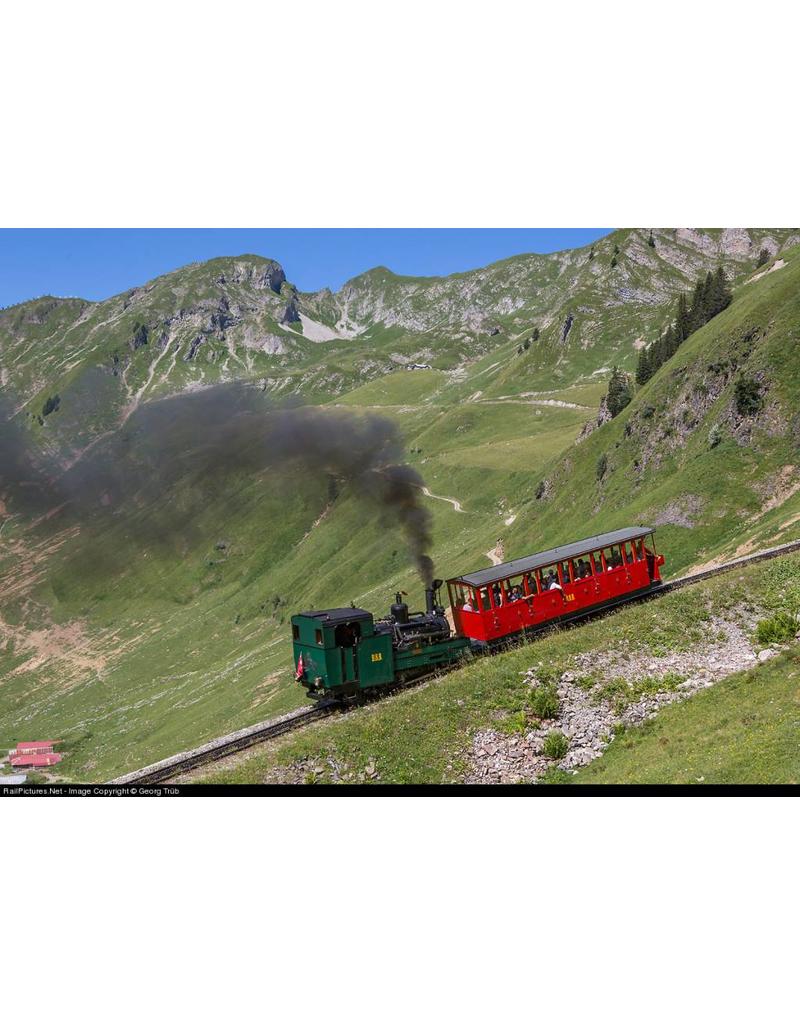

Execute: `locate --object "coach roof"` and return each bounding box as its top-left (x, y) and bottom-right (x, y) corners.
top-left (450, 527), bottom-right (655, 589)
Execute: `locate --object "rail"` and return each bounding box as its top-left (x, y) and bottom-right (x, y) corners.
top-left (107, 702), bottom-right (338, 785)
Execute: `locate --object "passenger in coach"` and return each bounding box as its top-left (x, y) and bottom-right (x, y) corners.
top-left (462, 596), bottom-right (474, 612)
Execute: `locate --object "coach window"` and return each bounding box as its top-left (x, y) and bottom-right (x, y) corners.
top-left (572, 556), bottom-right (588, 580)
top-left (477, 587), bottom-right (491, 611)
top-left (591, 550), bottom-right (604, 573)
top-left (505, 577), bottom-right (523, 602)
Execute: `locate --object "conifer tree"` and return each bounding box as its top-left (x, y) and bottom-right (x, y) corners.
top-left (675, 292), bottom-right (691, 342)
top-left (610, 255), bottom-right (618, 269)
top-left (701, 270), bottom-right (714, 315)
top-left (710, 267), bottom-right (732, 316)
top-left (663, 327), bottom-right (676, 364)
top-left (532, 326), bottom-right (540, 342)
top-left (756, 248), bottom-right (770, 268)
top-left (647, 230), bottom-right (656, 248)
top-left (606, 367), bottom-right (632, 418)
top-left (650, 335), bottom-right (664, 371)
top-left (635, 346), bottom-right (652, 385)
top-left (641, 267), bottom-right (734, 384)
top-left (661, 327), bottom-right (675, 362)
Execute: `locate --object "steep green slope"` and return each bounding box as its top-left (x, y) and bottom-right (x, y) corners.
top-left (0, 383), bottom-right (594, 779)
top-left (572, 648), bottom-right (800, 785)
top-left (497, 246), bottom-right (800, 574)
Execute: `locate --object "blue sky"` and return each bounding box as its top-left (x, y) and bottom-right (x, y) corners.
top-left (0, 229), bottom-right (611, 308)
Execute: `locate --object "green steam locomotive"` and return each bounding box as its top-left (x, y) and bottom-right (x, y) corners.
top-left (292, 580), bottom-right (471, 699)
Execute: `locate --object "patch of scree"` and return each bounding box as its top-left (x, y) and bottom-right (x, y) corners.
top-left (465, 611), bottom-right (793, 784)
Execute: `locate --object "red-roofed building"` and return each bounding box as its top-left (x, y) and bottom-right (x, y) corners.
top-left (10, 752), bottom-right (63, 768)
top-left (15, 741), bottom-right (57, 754)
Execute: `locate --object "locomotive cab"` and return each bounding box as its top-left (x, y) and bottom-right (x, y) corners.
top-left (292, 607), bottom-right (394, 697)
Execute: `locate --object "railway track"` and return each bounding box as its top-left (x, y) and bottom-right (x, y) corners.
top-left (108, 703), bottom-right (339, 785)
top-left (107, 535), bottom-right (800, 786)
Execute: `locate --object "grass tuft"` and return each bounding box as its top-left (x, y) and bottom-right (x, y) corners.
top-left (542, 730), bottom-right (569, 760)
top-left (528, 682), bottom-right (560, 720)
top-left (755, 611), bottom-right (798, 647)
top-left (595, 671), bottom-right (685, 713)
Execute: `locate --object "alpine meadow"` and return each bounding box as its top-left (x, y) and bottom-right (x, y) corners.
top-left (2, 227), bottom-right (800, 785)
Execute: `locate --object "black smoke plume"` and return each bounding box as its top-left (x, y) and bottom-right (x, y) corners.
top-left (0, 384), bottom-right (436, 584)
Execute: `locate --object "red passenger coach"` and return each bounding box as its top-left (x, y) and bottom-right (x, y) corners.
top-left (447, 527), bottom-right (665, 646)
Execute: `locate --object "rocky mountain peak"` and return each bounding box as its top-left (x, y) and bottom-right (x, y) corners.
top-left (211, 256), bottom-right (286, 294)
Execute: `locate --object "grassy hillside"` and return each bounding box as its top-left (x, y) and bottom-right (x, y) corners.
top-left (572, 648), bottom-right (800, 785)
top-left (190, 550), bottom-right (800, 786)
top-left (0, 380), bottom-right (595, 779)
top-left (497, 246), bottom-right (800, 575)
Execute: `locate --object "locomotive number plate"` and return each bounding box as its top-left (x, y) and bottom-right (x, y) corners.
top-left (371, 652), bottom-right (383, 662)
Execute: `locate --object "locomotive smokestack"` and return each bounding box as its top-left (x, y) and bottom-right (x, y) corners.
top-left (424, 579), bottom-right (443, 615)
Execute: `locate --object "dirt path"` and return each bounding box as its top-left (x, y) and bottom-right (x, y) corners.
top-left (420, 485), bottom-right (466, 513)
top-left (486, 541), bottom-right (504, 565)
top-left (748, 258), bottom-right (785, 284)
top-left (480, 397), bottom-right (591, 410)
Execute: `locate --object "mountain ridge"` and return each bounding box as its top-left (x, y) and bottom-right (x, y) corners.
top-left (3, 229), bottom-right (798, 447)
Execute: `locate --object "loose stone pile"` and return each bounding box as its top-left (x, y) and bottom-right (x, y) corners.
top-left (260, 753), bottom-right (379, 785)
top-left (465, 613), bottom-right (777, 784)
